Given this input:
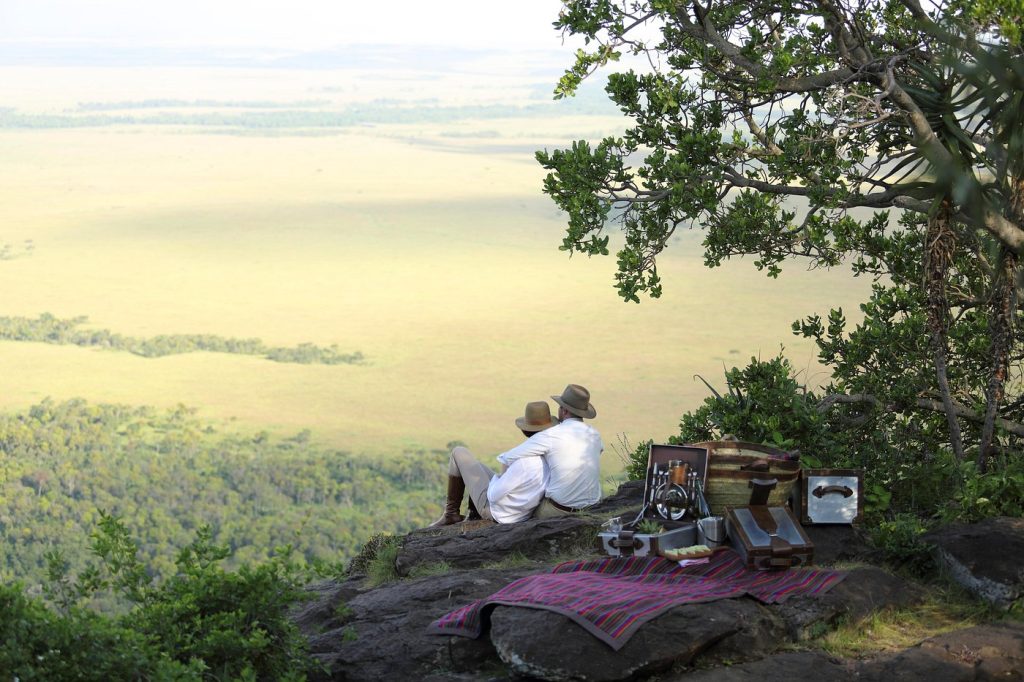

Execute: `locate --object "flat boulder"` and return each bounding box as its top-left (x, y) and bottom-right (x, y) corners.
top-left (485, 563), bottom-right (921, 681)
top-left (774, 565), bottom-right (923, 641)
top-left (489, 599), bottom-right (784, 682)
top-left (924, 516), bottom-right (1024, 608)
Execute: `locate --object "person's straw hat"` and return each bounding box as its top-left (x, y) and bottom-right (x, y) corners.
top-left (552, 384), bottom-right (597, 419)
top-left (515, 401), bottom-right (560, 433)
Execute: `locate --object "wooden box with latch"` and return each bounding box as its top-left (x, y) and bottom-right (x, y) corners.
top-left (596, 443), bottom-right (708, 557)
top-left (799, 468), bottom-right (863, 525)
top-left (724, 505), bottom-right (814, 570)
top-left (641, 443), bottom-right (710, 523)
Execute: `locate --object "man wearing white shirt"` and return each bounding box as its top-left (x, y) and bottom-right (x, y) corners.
top-left (499, 384), bottom-right (604, 518)
top-left (428, 402), bottom-right (556, 526)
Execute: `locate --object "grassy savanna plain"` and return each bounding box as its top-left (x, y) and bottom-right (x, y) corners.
top-left (0, 56), bottom-right (872, 475)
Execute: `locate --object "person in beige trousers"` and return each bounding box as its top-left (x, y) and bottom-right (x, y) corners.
top-left (429, 384), bottom-right (603, 526)
top-left (429, 401), bottom-right (557, 526)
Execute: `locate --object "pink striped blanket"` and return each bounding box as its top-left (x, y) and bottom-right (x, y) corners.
top-left (427, 548), bottom-right (844, 650)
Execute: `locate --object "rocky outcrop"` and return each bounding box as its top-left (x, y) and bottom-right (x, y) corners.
top-left (485, 565), bottom-right (923, 681)
top-left (294, 482), bottom-right (1018, 681)
top-left (679, 621), bottom-right (1024, 681)
top-left (396, 516), bottom-right (599, 577)
top-left (293, 569), bottom-right (540, 681)
top-left (855, 621), bottom-right (1024, 681)
top-left (395, 479), bottom-right (644, 576)
top-left (924, 516), bottom-right (1024, 608)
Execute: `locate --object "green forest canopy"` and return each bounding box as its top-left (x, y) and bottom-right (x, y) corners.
top-left (0, 398), bottom-right (446, 590)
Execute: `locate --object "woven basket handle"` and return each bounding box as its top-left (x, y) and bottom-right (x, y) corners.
top-left (747, 478), bottom-right (778, 506)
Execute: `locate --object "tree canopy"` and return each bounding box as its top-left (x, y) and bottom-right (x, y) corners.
top-left (539, 0), bottom-right (1024, 474)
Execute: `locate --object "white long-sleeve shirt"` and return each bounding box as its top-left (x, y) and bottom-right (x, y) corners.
top-left (486, 456), bottom-right (549, 523)
top-left (497, 418), bottom-right (604, 509)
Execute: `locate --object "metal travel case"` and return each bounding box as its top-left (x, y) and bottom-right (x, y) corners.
top-left (799, 468), bottom-right (864, 525)
top-left (598, 520), bottom-right (697, 558)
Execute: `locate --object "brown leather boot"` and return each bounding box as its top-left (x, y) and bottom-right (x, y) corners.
top-left (466, 497), bottom-right (482, 521)
top-left (428, 475), bottom-right (465, 527)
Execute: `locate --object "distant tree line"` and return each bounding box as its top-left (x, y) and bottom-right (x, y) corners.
top-left (76, 98), bottom-right (329, 111)
top-left (0, 86), bottom-right (616, 131)
top-left (0, 313), bottom-right (365, 365)
top-left (0, 398), bottom-right (447, 593)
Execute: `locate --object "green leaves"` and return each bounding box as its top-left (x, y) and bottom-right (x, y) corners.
top-left (539, 0), bottom-right (1024, 305)
top-left (971, 0), bottom-right (1024, 46)
top-left (540, 0), bottom-right (1024, 524)
top-left (5, 517), bottom-right (318, 680)
top-left (537, 138), bottom-right (619, 257)
top-left (670, 353), bottom-right (833, 461)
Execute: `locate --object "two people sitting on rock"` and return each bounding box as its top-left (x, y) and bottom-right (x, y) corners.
top-left (429, 384), bottom-right (604, 526)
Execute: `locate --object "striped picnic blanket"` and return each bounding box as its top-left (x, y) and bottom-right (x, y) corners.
top-left (427, 548), bottom-right (844, 650)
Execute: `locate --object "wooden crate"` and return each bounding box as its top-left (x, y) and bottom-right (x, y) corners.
top-left (725, 505), bottom-right (814, 570)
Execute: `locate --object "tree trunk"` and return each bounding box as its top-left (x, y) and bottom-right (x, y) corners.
top-left (979, 177), bottom-right (1024, 471)
top-left (979, 250), bottom-right (1016, 471)
top-left (925, 198), bottom-right (967, 462)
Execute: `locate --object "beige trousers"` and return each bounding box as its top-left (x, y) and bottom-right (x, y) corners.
top-left (448, 446), bottom-right (496, 521)
top-left (531, 497), bottom-right (572, 519)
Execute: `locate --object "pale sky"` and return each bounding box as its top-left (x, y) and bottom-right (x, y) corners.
top-left (0, 1), bottom-right (571, 51)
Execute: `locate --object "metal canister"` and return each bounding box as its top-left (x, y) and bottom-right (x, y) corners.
top-left (698, 516), bottom-right (726, 548)
top-left (669, 461), bottom-right (689, 486)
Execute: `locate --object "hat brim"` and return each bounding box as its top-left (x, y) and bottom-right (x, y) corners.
top-left (516, 416), bottom-right (559, 433)
top-left (551, 395), bottom-right (597, 419)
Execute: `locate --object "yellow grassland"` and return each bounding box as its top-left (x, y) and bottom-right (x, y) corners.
top-left (0, 65), bottom-right (872, 463)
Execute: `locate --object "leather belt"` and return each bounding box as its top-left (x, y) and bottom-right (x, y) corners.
top-left (546, 498), bottom-right (588, 513)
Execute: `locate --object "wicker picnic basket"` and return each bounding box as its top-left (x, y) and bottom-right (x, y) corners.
top-left (691, 440), bottom-right (801, 515)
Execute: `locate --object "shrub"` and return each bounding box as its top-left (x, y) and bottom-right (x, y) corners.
top-left (948, 457), bottom-right (1024, 522)
top-left (623, 438), bottom-right (653, 482)
top-left (347, 531), bottom-right (401, 576)
top-left (869, 513), bottom-right (936, 576)
top-left (36, 513), bottom-right (318, 681)
top-left (0, 583), bottom-right (199, 680)
top-left (667, 354), bottom-right (833, 466)
top-left (127, 535), bottom-right (314, 680)
top-left (365, 539), bottom-right (402, 587)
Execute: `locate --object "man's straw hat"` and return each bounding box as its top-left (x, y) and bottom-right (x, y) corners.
top-left (552, 384), bottom-right (597, 419)
top-left (515, 401), bottom-right (559, 433)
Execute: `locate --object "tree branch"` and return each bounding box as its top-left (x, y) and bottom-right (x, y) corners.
top-left (818, 393), bottom-right (1024, 437)
top-left (673, 3), bottom-right (857, 93)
